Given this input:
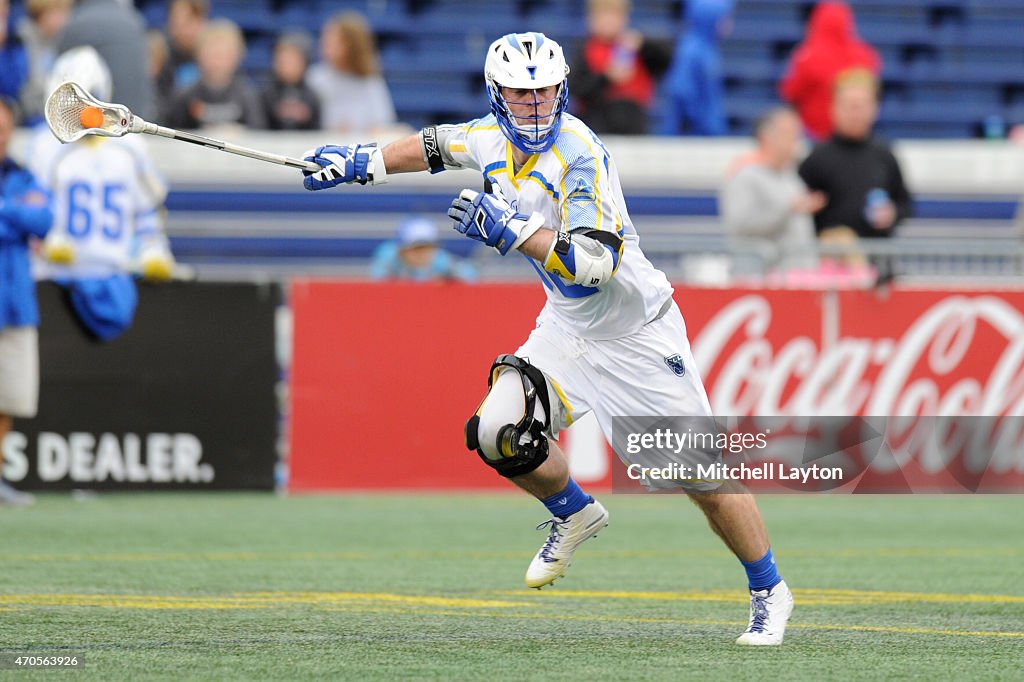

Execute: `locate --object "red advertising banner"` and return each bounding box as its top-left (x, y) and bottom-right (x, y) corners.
top-left (289, 283), bottom-right (1024, 491)
top-left (289, 281), bottom-right (546, 491)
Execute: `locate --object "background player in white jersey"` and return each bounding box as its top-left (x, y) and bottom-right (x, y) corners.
top-left (29, 47), bottom-right (175, 341)
top-left (301, 32), bottom-right (793, 645)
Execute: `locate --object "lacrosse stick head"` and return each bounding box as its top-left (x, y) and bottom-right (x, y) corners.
top-left (44, 81), bottom-right (136, 143)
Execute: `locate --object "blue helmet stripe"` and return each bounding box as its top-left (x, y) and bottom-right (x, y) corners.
top-left (534, 33), bottom-right (544, 48)
top-left (506, 34), bottom-right (521, 53)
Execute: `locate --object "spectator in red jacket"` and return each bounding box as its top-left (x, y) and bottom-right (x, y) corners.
top-left (779, 1), bottom-right (880, 141)
top-left (568, 0), bottom-right (671, 135)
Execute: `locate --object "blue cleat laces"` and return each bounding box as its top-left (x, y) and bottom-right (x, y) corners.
top-left (535, 518), bottom-right (568, 563)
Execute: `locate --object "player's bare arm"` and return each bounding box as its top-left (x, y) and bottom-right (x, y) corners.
top-left (380, 134), bottom-right (429, 174)
top-left (304, 130), bottom-right (617, 288)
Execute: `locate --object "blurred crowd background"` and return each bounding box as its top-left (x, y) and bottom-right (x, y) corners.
top-left (0, 0), bottom-right (1022, 291)
top-left (1, 0), bottom-right (1023, 501)
top-left (4, 0), bottom-right (1024, 139)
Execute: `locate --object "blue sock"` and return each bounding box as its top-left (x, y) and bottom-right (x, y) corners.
top-left (540, 479), bottom-right (592, 519)
top-left (741, 547), bottom-right (782, 592)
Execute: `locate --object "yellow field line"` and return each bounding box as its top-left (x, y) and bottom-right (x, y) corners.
top-left (241, 592), bottom-right (521, 609)
top-left (3, 547), bottom-right (1020, 562)
top-left (794, 622), bottom-right (1024, 638)
top-left (500, 588), bottom-right (1024, 606)
top-left (5, 587), bottom-right (1022, 612)
top-left (0, 592), bottom-right (522, 611)
top-left (0, 552), bottom-right (371, 562)
top-left (316, 604), bottom-right (1024, 640)
top-left (0, 594), bottom-right (268, 610)
top-left (3, 590), bottom-right (1021, 639)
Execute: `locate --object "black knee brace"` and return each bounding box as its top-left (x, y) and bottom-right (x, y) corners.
top-left (465, 354), bottom-right (551, 478)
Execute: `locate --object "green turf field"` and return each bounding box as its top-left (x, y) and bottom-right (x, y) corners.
top-left (0, 493), bottom-right (1021, 680)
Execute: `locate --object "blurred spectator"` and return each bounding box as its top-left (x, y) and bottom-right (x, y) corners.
top-left (161, 0), bottom-right (207, 92)
top-left (568, 0), bottom-right (671, 135)
top-left (58, 0), bottom-right (155, 120)
top-left (147, 29), bottom-right (171, 121)
top-left (307, 12), bottom-right (395, 134)
top-left (16, 0), bottom-right (72, 125)
top-left (798, 71), bottom-right (911, 283)
top-left (261, 31), bottom-right (320, 131)
top-left (32, 47), bottom-right (175, 343)
top-left (166, 19), bottom-right (266, 130)
top-left (779, 1), bottom-right (881, 142)
top-left (0, 96), bottom-right (52, 507)
top-left (0, 0), bottom-right (29, 105)
top-left (370, 217), bottom-right (478, 283)
top-left (719, 107), bottom-right (823, 276)
top-left (660, 0), bottom-right (733, 136)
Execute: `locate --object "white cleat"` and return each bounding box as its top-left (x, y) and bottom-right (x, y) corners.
top-left (735, 579), bottom-right (794, 646)
top-left (525, 500), bottom-right (609, 589)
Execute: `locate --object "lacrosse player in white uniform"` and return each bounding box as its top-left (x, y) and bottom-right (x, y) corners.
top-left (29, 47), bottom-right (174, 340)
top-left (301, 32), bottom-right (794, 645)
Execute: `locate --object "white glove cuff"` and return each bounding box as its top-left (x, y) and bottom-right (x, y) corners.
top-left (510, 212), bottom-right (546, 251)
top-left (368, 147), bottom-right (388, 186)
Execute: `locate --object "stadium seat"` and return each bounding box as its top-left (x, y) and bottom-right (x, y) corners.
top-left (242, 37), bottom-right (275, 75)
top-left (184, 0), bottom-right (1024, 139)
top-left (210, 0), bottom-right (277, 32)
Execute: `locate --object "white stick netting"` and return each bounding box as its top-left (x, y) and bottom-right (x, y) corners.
top-left (44, 81), bottom-right (134, 143)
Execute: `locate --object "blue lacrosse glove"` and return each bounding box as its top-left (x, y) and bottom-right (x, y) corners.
top-left (302, 143), bottom-right (387, 191)
top-left (448, 188), bottom-right (544, 255)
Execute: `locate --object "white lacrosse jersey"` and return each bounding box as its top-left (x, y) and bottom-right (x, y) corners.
top-left (443, 113), bottom-right (673, 340)
top-left (29, 133), bottom-right (167, 279)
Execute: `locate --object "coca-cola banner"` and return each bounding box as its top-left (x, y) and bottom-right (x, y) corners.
top-left (608, 415), bottom-right (1022, 493)
top-left (289, 283), bottom-right (1024, 492)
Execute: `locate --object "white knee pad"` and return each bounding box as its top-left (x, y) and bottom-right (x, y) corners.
top-left (476, 369), bottom-right (548, 461)
top-left (465, 354), bottom-right (552, 478)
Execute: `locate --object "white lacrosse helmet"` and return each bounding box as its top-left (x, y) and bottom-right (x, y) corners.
top-left (47, 46), bottom-right (113, 103)
top-left (485, 32), bottom-right (570, 154)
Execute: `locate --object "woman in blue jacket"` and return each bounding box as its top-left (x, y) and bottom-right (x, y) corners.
top-left (0, 96), bottom-right (53, 506)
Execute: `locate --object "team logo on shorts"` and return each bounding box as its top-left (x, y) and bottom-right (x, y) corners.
top-left (664, 354), bottom-right (686, 377)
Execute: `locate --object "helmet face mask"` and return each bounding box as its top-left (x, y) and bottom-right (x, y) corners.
top-left (485, 33), bottom-right (569, 154)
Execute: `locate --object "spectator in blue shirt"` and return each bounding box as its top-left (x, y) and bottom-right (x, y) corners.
top-left (661, 0), bottom-right (733, 136)
top-left (0, 0), bottom-right (29, 104)
top-left (370, 217), bottom-right (478, 283)
top-left (0, 95), bottom-right (52, 507)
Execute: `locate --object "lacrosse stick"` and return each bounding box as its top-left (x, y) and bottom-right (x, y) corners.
top-left (45, 81), bottom-right (321, 173)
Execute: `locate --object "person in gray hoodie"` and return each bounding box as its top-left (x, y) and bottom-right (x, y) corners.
top-left (57, 0), bottom-right (154, 119)
top-left (16, 0), bottom-right (72, 124)
top-left (719, 106), bottom-right (825, 277)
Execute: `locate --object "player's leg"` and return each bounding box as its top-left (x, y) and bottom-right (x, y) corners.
top-left (466, 351), bottom-right (607, 589)
top-left (503, 436), bottom-right (567, 499)
top-left (0, 413), bottom-right (10, 476)
top-left (0, 327), bottom-right (38, 507)
top-left (685, 482), bottom-right (793, 645)
top-left (0, 414), bottom-right (28, 505)
top-left (687, 482), bottom-right (769, 561)
top-left (509, 438), bottom-right (608, 589)
top-left (590, 302), bottom-right (792, 644)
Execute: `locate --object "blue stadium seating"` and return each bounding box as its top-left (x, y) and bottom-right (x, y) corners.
top-left (127, 0), bottom-right (1024, 138)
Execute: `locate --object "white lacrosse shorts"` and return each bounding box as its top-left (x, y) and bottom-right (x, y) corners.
top-left (516, 300), bottom-right (713, 442)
